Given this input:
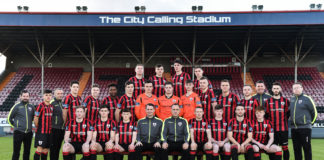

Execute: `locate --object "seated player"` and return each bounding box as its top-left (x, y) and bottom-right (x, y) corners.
top-left (34, 89), bottom-right (54, 160)
top-left (114, 109), bottom-right (137, 160)
top-left (62, 106), bottom-right (93, 160)
top-left (90, 105), bottom-right (117, 160)
top-left (135, 103), bottom-right (163, 160)
top-left (252, 106), bottom-right (282, 160)
top-left (209, 105), bottom-right (231, 160)
top-left (227, 104), bottom-right (254, 160)
top-left (160, 104), bottom-right (190, 160)
top-left (189, 107), bottom-right (213, 160)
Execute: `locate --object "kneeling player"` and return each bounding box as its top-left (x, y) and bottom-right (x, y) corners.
top-left (228, 104), bottom-right (254, 160)
top-left (209, 105), bottom-right (231, 160)
top-left (62, 106), bottom-right (93, 160)
top-left (90, 105), bottom-right (117, 160)
top-left (114, 109), bottom-right (137, 160)
top-left (251, 106), bottom-right (282, 160)
top-left (189, 107), bottom-right (213, 160)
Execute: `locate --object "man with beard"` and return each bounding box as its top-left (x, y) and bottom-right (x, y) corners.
top-left (8, 90), bottom-right (35, 160)
top-left (102, 84), bottom-right (119, 121)
top-left (265, 82), bottom-right (290, 160)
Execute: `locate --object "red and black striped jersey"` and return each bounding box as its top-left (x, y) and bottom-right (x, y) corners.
top-left (94, 119), bottom-right (117, 142)
top-left (172, 72), bottom-right (191, 97)
top-left (199, 89), bottom-right (216, 120)
top-left (128, 76), bottom-right (145, 99)
top-left (63, 94), bottom-right (82, 121)
top-left (189, 118), bottom-right (209, 143)
top-left (102, 96), bottom-right (120, 120)
top-left (240, 97), bottom-right (259, 122)
top-left (194, 79), bottom-right (213, 95)
top-left (149, 76), bottom-right (167, 97)
top-left (252, 119), bottom-right (273, 145)
top-left (117, 94), bottom-right (137, 122)
top-left (116, 121), bottom-right (137, 144)
top-left (228, 118), bottom-right (253, 144)
top-left (35, 102), bottom-right (53, 134)
top-left (265, 97), bottom-right (290, 132)
top-left (83, 96), bottom-right (100, 124)
top-left (208, 119), bottom-right (227, 141)
top-left (66, 119), bottom-right (94, 143)
top-left (217, 93), bottom-right (240, 123)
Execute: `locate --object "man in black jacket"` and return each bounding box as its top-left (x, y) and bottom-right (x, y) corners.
top-left (135, 103), bottom-right (163, 160)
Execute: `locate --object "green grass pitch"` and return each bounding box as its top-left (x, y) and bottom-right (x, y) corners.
top-left (0, 136), bottom-right (323, 160)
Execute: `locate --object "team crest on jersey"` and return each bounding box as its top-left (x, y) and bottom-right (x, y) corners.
top-left (154, 99), bottom-right (157, 101)
top-left (250, 101), bottom-right (254, 104)
top-left (153, 123), bottom-right (157, 127)
top-left (180, 77), bottom-right (184, 80)
top-left (205, 95), bottom-right (208, 98)
top-left (202, 122), bottom-right (206, 126)
top-left (298, 100), bottom-right (303, 104)
top-left (263, 124), bottom-right (268, 128)
top-left (264, 98), bottom-right (268, 101)
top-left (178, 122), bottom-right (182, 126)
top-left (28, 107), bottom-right (32, 111)
top-left (130, 125), bottom-right (133, 129)
top-left (107, 124), bottom-right (110, 128)
top-left (38, 141), bottom-right (43, 145)
top-left (229, 98), bottom-right (232, 102)
top-left (224, 123), bottom-right (227, 126)
top-left (243, 124), bottom-right (247, 128)
top-left (82, 102), bottom-right (87, 107)
top-left (281, 102), bottom-right (285, 105)
top-left (172, 99), bottom-right (176, 103)
top-left (83, 124), bottom-right (87, 128)
top-left (190, 98), bottom-right (193, 101)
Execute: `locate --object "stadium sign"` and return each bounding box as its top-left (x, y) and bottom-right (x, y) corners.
top-left (0, 11), bottom-right (324, 26)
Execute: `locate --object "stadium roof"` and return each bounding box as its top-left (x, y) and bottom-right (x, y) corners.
top-left (0, 11), bottom-right (323, 63)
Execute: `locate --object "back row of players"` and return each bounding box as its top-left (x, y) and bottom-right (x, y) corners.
top-left (33, 60), bottom-right (290, 160)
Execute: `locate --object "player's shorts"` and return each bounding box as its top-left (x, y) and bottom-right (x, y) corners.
top-left (71, 142), bottom-right (84, 153)
top-left (118, 143), bottom-right (132, 152)
top-left (98, 141), bottom-right (106, 150)
top-left (273, 131), bottom-right (288, 146)
top-left (196, 142), bottom-right (206, 151)
top-left (34, 133), bottom-right (51, 148)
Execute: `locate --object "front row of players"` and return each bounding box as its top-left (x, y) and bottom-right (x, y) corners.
top-left (55, 102), bottom-right (283, 160)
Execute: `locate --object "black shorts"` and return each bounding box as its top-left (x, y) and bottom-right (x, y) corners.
top-left (98, 141), bottom-right (106, 150)
top-left (119, 144), bottom-right (131, 152)
top-left (71, 142), bottom-right (84, 153)
top-left (196, 142), bottom-right (206, 151)
top-left (273, 131), bottom-right (288, 146)
top-left (34, 133), bottom-right (51, 148)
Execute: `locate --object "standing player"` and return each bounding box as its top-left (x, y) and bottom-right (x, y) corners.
top-left (8, 90), bottom-right (35, 160)
top-left (90, 105), bottom-right (116, 160)
top-left (241, 85), bottom-right (259, 122)
top-left (188, 107), bottom-right (213, 160)
top-left (50, 88), bottom-right (65, 160)
top-left (114, 109), bottom-right (137, 160)
top-left (63, 81), bottom-right (82, 122)
top-left (265, 82), bottom-right (290, 160)
top-left (129, 64), bottom-right (145, 99)
top-left (217, 79), bottom-right (240, 123)
top-left (115, 81), bottom-right (136, 122)
top-left (209, 105), bottom-right (231, 160)
top-left (135, 80), bottom-right (158, 120)
top-left (252, 106), bottom-right (282, 160)
top-left (172, 59), bottom-right (191, 97)
top-left (181, 80), bottom-right (202, 121)
top-left (227, 104), bottom-right (254, 160)
top-left (253, 80), bottom-right (271, 108)
top-left (102, 84), bottom-right (119, 121)
top-left (34, 90), bottom-right (54, 160)
top-left (135, 103), bottom-right (163, 160)
top-left (193, 67), bottom-right (213, 94)
top-left (156, 82), bottom-right (182, 121)
top-left (149, 64), bottom-right (167, 97)
top-left (62, 106), bottom-right (93, 160)
top-left (83, 84), bottom-right (101, 124)
top-left (199, 77), bottom-right (217, 120)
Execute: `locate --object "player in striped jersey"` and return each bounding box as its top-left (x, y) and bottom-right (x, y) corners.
top-left (149, 64), bottom-right (167, 97)
top-left (34, 89), bottom-right (53, 160)
top-left (135, 80), bottom-right (158, 120)
top-left (265, 82), bottom-right (290, 160)
top-left (84, 83), bottom-right (101, 124)
top-left (114, 109), bottom-right (137, 160)
top-left (181, 80), bottom-right (202, 121)
top-left (194, 67), bottom-right (213, 95)
top-left (217, 79), bottom-right (240, 123)
top-left (101, 84), bottom-right (119, 121)
top-left (128, 64), bottom-right (145, 99)
top-left (115, 81), bottom-right (136, 122)
top-left (228, 104), bottom-right (254, 160)
top-left (90, 105), bottom-right (117, 160)
top-left (172, 59), bottom-right (191, 97)
top-left (209, 105), bottom-right (231, 160)
top-left (199, 77), bottom-right (217, 120)
top-left (241, 85), bottom-right (259, 122)
top-left (252, 106), bottom-right (282, 160)
top-left (62, 106), bottom-right (94, 160)
top-left (63, 80), bottom-right (82, 122)
top-left (189, 107), bottom-right (213, 160)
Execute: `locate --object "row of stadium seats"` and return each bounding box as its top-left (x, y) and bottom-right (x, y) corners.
top-left (170, 57), bottom-right (234, 64)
